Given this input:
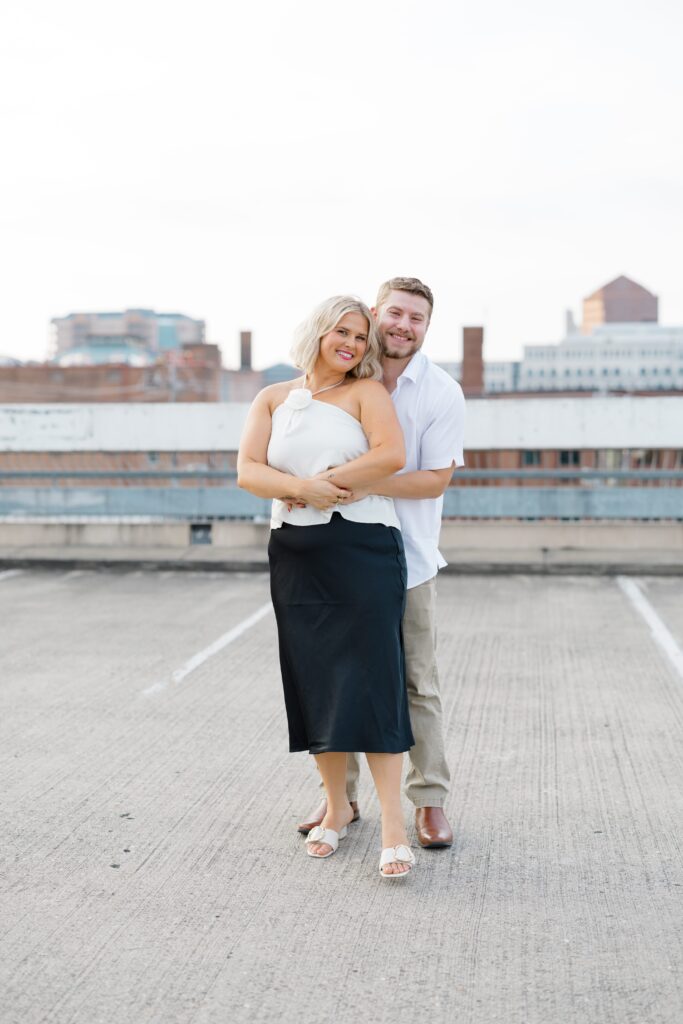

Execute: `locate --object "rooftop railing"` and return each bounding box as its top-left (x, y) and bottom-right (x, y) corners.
top-left (1, 469), bottom-right (682, 520)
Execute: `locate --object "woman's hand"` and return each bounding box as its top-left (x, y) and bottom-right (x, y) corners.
top-left (280, 494), bottom-right (307, 512)
top-left (295, 477), bottom-right (351, 511)
top-left (311, 469), bottom-right (373, 506)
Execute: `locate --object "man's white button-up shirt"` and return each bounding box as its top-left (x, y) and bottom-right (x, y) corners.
top-left (390, 350), bottom-right (466, 589)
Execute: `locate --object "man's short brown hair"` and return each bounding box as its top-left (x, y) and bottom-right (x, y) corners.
top-left (375, 277), bottom-right (434, 316)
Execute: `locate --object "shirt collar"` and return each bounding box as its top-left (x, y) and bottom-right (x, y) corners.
top-left (395, 350), bottom-right (427, 388)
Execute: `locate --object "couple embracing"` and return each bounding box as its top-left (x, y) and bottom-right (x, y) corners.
top-left (237, 277), bottom-right (465, 879)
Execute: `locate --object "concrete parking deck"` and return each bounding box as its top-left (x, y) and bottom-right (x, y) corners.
top-left (1, 570), bottom-right (682, 1024)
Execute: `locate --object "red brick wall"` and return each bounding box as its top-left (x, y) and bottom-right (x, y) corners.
top-left (0, 361), bottom-right (221, 403)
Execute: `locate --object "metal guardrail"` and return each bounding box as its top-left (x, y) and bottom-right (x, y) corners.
top-left (1, 470), bottom-right (682, 520)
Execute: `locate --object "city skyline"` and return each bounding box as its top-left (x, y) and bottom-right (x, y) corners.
top-left (1, 0), bottom-right (681, 369)
top-left (8, 273), bottom-right (677, 377)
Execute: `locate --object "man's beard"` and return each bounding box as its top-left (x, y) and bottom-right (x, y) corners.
top-left (382, 338), bottom-right (420, 360)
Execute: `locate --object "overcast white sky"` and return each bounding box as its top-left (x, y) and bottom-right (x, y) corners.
top-left (1, 0), bottom-right (681, 368)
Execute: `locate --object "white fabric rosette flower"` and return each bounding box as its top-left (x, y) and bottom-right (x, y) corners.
top-left (284, 388), bottom-right (313, 411)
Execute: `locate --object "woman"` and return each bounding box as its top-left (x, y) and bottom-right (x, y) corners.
top-left (237, 296), bottom-right (416, 878)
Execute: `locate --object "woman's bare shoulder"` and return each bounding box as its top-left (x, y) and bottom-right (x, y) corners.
top-left (256, 377), bottom-right (305, 411)
top-left (349, 377), bottom-right (390, 402)
top-left (349, 376), bottom-right (386, 392)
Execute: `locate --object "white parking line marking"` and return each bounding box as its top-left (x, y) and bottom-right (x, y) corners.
top-left (617, 576), bottom-right (683, 681)
top-left (0, 569), bottom-right (23, 581)
top-left (141, 601), bottom-right (273, 696)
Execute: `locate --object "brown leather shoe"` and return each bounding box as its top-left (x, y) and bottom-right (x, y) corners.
top-left (415, 807), bottom-right (453, 848)
top-left (296, 798), bottom-right (360, 834)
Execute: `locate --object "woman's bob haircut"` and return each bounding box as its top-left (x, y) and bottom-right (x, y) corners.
top-left (290, 296), bottom-right (383, 381)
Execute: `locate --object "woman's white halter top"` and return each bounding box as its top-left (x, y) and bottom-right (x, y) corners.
top-left (267, 387), bottom-right (400, 530)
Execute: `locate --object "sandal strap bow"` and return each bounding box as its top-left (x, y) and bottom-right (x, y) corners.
top-left (305, 826), bottom-right (340, 850)
top-left (379, 844), bottom-right (416, 871)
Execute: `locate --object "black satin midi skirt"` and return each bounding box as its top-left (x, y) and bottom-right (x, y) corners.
top-left (268, 512), bottom-right (414, 755)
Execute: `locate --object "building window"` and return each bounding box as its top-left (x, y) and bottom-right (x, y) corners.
top-left (559, 450), bottom-right (580, 467)
top-left (523, 450), bottom-right (541, 466)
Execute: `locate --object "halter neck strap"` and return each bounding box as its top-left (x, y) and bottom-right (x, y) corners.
top-left (306, 376), bottom-right (346, 398)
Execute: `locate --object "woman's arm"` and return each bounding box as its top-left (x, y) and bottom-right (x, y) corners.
top-left (236, 389), bottom-right (350, 509)
top-left (316, 380), bottom-right (405, 490)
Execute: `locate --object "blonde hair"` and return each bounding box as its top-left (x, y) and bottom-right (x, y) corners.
top-left (375, 276), bottom-right (434, 317)
top-left (290, 296), bottom-right (383, 380)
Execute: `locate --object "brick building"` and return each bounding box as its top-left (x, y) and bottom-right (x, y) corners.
top-left (582, 275), bottom-right (658, 334)
top-left (0, 345), bottom-right (222, 403)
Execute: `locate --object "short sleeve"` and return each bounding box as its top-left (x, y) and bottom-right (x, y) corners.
top-left (420, 383), bottom-right (466, 470)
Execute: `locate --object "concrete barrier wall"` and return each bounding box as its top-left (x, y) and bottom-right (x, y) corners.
top-left (2, 396), bottom-right (682, 452)
top-left (1, 520), bottom-right (681, 551)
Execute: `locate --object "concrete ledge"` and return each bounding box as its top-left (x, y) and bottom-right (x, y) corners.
top-left (1, 546), bottom-right (682, 575)
top-left (0, 520), bottom-right (681, 574)
top-left (439, 520), bottom-right (683, 549)
top-left (1, 518), bottom-right (682, 548)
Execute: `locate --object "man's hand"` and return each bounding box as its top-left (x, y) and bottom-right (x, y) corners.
top-left (341, 486), bottom-right (371, 504)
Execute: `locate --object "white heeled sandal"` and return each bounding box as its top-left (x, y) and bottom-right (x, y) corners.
top-left (379, 844), bottom-right (415, 878)
top-left (305, 824), bottom-right (348, 859)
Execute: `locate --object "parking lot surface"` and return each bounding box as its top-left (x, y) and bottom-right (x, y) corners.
top-left (1, 569), bottom-right (682, 1024)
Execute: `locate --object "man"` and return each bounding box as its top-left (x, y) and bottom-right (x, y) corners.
top-left (297, 276), bottom-right (466, 848)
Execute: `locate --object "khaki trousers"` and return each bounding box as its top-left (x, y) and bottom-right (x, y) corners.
top-left (320, 576), bottom-right (451, 807)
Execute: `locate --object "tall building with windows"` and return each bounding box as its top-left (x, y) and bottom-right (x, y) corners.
top-left (461, 276), bottom-right (682, 394)
top-left (51, 309), bottom-right (205, 366)
top-left (517, 322), bottom-right (683, 392)
top-left (516, 277), bottom-right (680, 392)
